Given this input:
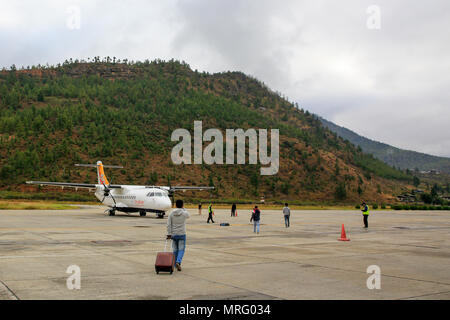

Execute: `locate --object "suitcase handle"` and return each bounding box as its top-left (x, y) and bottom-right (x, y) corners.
top-left (164, 239), bottom-right (172, 252)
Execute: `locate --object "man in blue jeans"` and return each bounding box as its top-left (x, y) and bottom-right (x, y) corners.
top-left (283, 203), bottom-right (290, 228)
top-left (167, 199), bottom-right (190, 271)
top-left (250, 206), bottom-right (261, 234)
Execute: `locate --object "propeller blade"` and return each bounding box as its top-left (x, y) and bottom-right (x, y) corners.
top-left (101, 183), bottom-right (116, 207)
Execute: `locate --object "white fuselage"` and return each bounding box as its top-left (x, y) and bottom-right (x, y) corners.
top-left (94, 186), bottom-right (172, 213)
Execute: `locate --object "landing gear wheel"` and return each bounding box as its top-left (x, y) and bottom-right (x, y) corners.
top-left (109, 209), bottom-right (115, 216)
top-left (157, 213), bottom-right (164, 219)
top-left (139, 211), bottom-right (147, 217)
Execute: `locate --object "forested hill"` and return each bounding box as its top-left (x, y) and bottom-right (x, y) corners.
top-left (0, 59), bottom-right (413, 203)
top-left (320, 117), bottom-right (450, 174)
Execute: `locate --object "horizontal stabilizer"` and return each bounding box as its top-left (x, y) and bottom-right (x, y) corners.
top-left (75, 164), bottom-right (123, 168)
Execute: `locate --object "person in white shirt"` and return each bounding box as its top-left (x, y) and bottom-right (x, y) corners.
top-left (167, 199), bottom-right (190, 271)
top-left (283, 203), bottom-right (291, 228)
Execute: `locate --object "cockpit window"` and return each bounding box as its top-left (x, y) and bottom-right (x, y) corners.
top-left (155, 192), bottom-right (163, 197)
top-left (147, 192), bottom-right (154, 197)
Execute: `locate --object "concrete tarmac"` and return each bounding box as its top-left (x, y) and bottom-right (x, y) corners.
top-left (0, 207), bottom-right (449, 300)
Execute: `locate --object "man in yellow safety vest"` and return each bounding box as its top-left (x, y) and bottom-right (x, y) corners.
top-left (361, 201), bottom-right (370, 228)
top-left (207, 203), bottom-right (215, 224)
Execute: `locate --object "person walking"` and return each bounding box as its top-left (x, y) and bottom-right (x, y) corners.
top-left (231, 203), bottom-right (237, 217)
top-left (198, 203), bottom-right (202, 215)
top-left (166, 199), bottom-right (190, 271)
top-left (250, 206), bottom-right (261, 234)
top-left (283, 203), bottom-right (290, 228)
top-left (207, 203), bottom-right (215, 223)
top-left (361, 201), bottom-right (370, 228)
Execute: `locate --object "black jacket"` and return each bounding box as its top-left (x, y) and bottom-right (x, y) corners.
top-left (251, 209), bottom-right (261, 222)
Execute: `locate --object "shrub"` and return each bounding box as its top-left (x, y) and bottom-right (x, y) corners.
top-left (381, 204), bottom-right (386, 209)
top-left (280, 182), bottom-right (290, 195)
top-left (421, 193), bottom-right (433, 204)
top-left (402, 205), bottom-right (410, 210)
top-left (392, 205), bottom-right (402, 210)
top-left (334, 182), bottom-right (347, 200)
top-left (355, 204), bottom-right (360, 209)
top-left (372, 204), bottom-right (378, 210)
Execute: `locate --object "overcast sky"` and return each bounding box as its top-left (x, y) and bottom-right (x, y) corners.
top-left (1, 0), bottom-right (449, 157)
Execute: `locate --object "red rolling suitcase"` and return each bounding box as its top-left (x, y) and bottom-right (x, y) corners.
top-left (155, 239), bottom-right (175, 274)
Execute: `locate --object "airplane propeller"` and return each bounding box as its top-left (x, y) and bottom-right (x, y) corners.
top-left (168, 177), bottom-right (175, 207)
top-left (168, 188), bottom-right (175, 207)
top-left (101, 183), bottom-right (116, 207)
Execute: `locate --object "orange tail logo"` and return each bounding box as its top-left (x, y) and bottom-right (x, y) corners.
top-left (97, 161), bottom-right (109, 186)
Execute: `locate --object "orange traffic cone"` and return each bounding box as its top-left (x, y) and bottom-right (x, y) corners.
top-left (338, 224), bottom-right (350, 241)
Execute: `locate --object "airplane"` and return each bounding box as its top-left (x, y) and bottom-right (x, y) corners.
top-left (26, 161), bottom-right (214, 218)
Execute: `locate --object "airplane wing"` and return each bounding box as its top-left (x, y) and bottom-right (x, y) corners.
top-left (145, 185), bottom-right (214, 192)
top-left (26, 181), bottom-right (122, 189)
top-left (170, 186), bottom-right (215, 191)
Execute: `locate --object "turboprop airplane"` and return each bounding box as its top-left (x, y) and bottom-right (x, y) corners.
top-left (26, 161), bottom-right (214, 218)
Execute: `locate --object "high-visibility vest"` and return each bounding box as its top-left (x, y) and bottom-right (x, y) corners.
top-left (208, 205), bottom-right (213, 214)
top-left (363, 205), bottom-right (370, 216)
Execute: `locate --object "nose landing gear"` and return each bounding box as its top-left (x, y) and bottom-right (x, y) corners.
top-left (104, 208), bottom-right (115, 216)
top-left (139, 210), bottom-right (147, 217)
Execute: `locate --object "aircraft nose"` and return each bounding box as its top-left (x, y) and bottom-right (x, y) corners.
top-left (164, 198), bottom-right (172, 210)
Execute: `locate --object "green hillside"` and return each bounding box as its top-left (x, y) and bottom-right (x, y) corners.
top-left (0, 59), bottom-right (414, 203)
top-left (320, 117), bottom-right (450, 174)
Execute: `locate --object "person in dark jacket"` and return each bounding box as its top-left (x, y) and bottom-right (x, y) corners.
top-left (231, 203), bottom-right (237, 217)
top-left (283, 203), bottom-right (290, 228)
top-left (250, 206), bottom-right (261, 234)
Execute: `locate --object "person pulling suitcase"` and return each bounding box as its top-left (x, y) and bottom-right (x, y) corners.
top-left (166, 199), bottom-right (190, 271)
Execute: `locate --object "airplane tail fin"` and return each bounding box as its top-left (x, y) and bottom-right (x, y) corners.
top-left (75, 161), bottom-right (123, 186)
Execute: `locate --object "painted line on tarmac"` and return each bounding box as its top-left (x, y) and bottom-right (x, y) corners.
top-left (0, 252), bottom-right (104, 259)
top-left (188, 223), bottom-right (285, 228)
top-left (0, 226), bottom-right (144, 231)
top-left (0, 280), bottom-right (19, 300)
